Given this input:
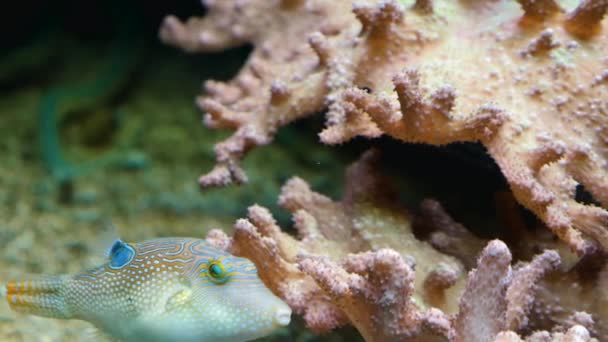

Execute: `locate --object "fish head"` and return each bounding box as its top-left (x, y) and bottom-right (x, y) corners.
top-left (183, 252), bottom-right (292, 340)
top-left (89, 238), bottom-right (291, 341)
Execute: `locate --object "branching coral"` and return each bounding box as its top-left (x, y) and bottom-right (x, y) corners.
top-left (160, 0), bottom-right (355, 186)
top-left (529, 250), bottom-right (608, 338)
top-left (204, 151), bottom-right (596, 341)
top-left (161, 0), bottom-right (608, 253)
top-left (417, 197), bottom-right (608, 338)
top-left (224, 150), bottom-right (467, 332)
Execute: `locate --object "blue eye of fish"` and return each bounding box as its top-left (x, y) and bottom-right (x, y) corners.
top-left (108, 240), bottom-right (135, 269)
top-left (207, 261), bottom-right (228, 283)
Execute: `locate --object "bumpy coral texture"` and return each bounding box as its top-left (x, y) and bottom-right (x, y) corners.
top-left (205, 151), bottom-right (597, 341)
top-left (161, 0), bottom-right (608, 254)
top-left (418, 195), bottom-right (608, 339)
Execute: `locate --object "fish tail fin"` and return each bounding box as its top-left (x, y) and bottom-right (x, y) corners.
top-left (4, 275), bottom-right (72, 319)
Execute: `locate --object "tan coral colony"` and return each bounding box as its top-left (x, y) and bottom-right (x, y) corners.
top-left (161, 0), bottom-right (608, 254)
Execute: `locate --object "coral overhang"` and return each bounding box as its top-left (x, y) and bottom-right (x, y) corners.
top-left (161, 0), bottom-right (608, 253)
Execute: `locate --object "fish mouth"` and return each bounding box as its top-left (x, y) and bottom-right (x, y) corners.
top-left (274, 306), bottom-right (292, 326)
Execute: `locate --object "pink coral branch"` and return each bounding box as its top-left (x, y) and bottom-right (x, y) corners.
top-left (201, 152), bottom-right (600, 340)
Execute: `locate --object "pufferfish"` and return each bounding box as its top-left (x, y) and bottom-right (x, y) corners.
top-left (2, 238), bottom-right (292, 342)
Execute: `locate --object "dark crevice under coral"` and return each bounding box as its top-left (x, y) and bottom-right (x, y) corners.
top-left (374, 137), bottom-right (510, 238)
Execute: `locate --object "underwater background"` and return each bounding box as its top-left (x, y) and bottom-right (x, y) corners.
top-left (0, 0), bottom-right (541, 341)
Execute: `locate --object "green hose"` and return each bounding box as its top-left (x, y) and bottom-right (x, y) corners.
top-left (39, 1), bottom-right (145, 183)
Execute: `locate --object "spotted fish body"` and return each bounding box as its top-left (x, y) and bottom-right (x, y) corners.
top-left (3, 238), bottom-right (291, 342)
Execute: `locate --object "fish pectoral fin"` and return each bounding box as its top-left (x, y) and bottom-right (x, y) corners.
top-left (84, 326), bottom-right (116, 342)
top-left (165, 288), bottom-right (193, 312)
